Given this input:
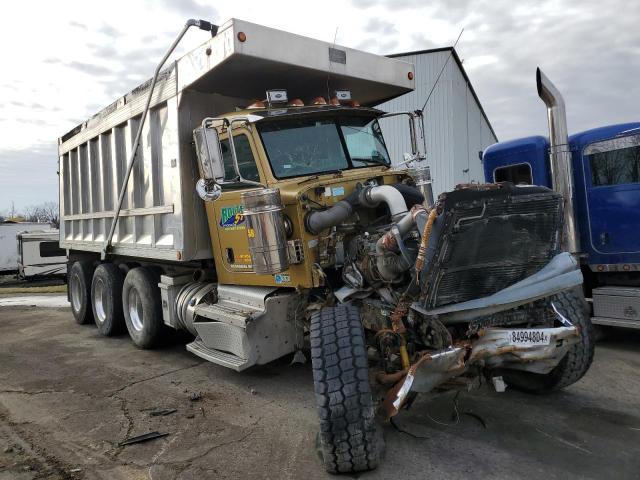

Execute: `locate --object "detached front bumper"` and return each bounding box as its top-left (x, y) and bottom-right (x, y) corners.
top-left (382, 323), bottom-right (580, 417)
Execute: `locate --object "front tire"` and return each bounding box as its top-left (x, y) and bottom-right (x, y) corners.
top-left (91, 263), bottom-right (125, 336)
top-left (122, 267), bottom-right (166, 349)
top-left (310, 305), bottom-right (383, 474)
top-left (501, 288), bottom-right (595, 393)
top-left (68, 261), bottom-right (94, 325)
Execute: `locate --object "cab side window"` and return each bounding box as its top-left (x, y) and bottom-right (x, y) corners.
top-left (494, 163), bottom-right (532, 185)
top-left (220, 134), bottom-right (260, 182)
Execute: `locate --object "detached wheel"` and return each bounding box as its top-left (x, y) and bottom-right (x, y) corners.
top-left (122, 267), bottom-right (166, 349)
top-left (91, 263), bottom-right (125, 336)
top-left (68, 261), bottom-right (95, 325)
top-left (310, 305), bottom-right (383, 474)
top-left (501, 287), bottom-right (595, 393)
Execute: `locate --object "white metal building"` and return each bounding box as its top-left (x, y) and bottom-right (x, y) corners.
top-left (377, 47), bottom-right (498, 197)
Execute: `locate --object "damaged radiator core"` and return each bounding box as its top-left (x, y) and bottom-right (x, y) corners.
top-left (421, 184), bottom-right (564, 309)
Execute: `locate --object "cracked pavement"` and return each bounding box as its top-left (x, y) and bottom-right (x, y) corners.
top-left (1, 302), bottom-right (640, 479)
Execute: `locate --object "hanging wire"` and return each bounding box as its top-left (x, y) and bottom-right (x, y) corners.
top-left (420, 28), bottom-right (465, 113)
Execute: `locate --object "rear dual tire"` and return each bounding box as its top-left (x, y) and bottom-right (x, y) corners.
top-left (69, 261), bottom-right (94, 325)
top-left (122, 267), bottom-right (167, 349)
top-left (91, 263), bottom-right (125, 336)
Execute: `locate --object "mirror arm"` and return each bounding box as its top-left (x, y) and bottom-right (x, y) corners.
top-left (379, 111), bottom-right (427, 165)
top-left (200, 116), bottom-right (264, 188)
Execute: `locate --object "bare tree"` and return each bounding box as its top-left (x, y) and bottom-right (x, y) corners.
top-left (19, 202), bottom-right (60, 228)
top-left (40, 201), bottom-right (60, 228)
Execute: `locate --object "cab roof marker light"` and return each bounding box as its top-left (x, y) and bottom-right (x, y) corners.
top-left (266, 89), bottom-right (288, 107)
top-left (334, 90), bottom-right (351, 101)
top-left (247, 100), bottom-right (266, 109)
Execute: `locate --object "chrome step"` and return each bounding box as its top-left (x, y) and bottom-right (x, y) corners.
top-left (194, 302), bottom-right (255, 328)
top-left (186, 338), bottom-right (251, 371)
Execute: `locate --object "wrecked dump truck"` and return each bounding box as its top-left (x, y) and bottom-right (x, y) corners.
top-left (58, 18), bottom-right (593, 473)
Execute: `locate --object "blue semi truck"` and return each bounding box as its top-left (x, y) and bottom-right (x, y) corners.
top-left (483, 68), bottom-right (640, 329)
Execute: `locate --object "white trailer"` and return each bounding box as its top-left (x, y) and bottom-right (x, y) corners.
top-left (17, 231), bottom-right (67, 279)
top-left (0, 222), bottom-right (54, 273)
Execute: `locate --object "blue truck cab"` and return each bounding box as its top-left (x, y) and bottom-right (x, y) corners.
top-left (482, 70), bottom-right (640, 329)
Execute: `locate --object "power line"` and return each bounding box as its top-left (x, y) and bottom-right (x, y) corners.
top-left (420, 28), bottom-right (465, 113)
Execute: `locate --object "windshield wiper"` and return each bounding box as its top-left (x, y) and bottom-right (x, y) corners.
top-left (351, 157), bottom-right (390, 167)
top-left (297, 169), bottom-right (343, 185)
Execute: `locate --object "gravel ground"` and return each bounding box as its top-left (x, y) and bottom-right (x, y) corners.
top-left (0, 303), bottom-right (639, 479)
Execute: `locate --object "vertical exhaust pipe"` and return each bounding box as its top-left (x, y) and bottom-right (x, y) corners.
top-left (536, 68), bottom-right (580, 254)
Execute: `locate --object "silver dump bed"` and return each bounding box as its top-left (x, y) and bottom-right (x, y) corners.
top-left (58, 18), bottom-right (415, 261)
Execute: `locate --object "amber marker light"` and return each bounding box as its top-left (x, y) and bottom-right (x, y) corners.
top-left (237, 32), bottom-right (247, 42)
top-left (408, 71), bottom-right (414, 80)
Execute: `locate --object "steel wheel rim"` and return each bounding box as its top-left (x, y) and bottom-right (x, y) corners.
top-left (70, 273), bottom-right (82, 312)
top-left (128, 288), bottom-right (144, 332)
top-left (93, 278), bottom-right (107, 323)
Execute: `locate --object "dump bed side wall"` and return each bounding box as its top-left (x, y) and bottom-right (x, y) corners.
top-left (58, 95), bottom-right (212, 261)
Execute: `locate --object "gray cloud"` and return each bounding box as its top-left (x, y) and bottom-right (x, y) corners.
top-left (352, 0), bottom-right (640, 140)
top-left (69, 20), bottom-right (88, 30)
top-left (67, 61), bottom-right (114, 76)
top-left (98, 23), bottom-right (120, 38)
top-left (157, 0), bottom-right (218, 21)
top-left (0, 144), bottom-right (58, 210)
top-left (363, 18), bottom-right (397, 36)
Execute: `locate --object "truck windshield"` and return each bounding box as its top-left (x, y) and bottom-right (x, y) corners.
top-left (258, 115), bottom-right (390, 179)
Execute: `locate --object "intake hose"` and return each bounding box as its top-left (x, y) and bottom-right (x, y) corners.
top-left (304, 188), bottom-right (361, 235)
top-left (304, 184), bottom-right (412, 234)
top-left (360, 185), bottom-right (409, 220)
top-left (376, 205), bottom-right (428, 281)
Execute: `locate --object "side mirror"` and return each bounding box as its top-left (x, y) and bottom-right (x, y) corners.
top-left (193, 126), bottom-right (225, 183)
top-left (193, 126), bottom-right (225, 201)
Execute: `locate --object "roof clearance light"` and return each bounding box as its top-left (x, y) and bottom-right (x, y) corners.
top-left (266, 89), bottom-right (288, 107)
top-left (288, 98), bottom-right (304, 107)
top-left (311, 96), bottom-right (327, 105)
top-left (247, 100), bottom-right (266, 109)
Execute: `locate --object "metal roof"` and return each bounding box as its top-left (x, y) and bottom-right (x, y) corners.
top-left (387, 47), bottom-right (497, 140)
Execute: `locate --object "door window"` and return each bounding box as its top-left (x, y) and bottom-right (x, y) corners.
top-left (220, 134), bottom-right (260, 182)
top-left (588, 145), bottom-right (640, 186)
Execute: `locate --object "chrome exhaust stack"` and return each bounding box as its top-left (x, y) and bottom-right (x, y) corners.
top-left (536, 68), bottom-right (580, 254)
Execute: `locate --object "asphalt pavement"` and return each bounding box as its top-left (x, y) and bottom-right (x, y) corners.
top-left (0, 300), bottom-right (639, 479)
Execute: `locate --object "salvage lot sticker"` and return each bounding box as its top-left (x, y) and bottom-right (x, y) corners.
top-left (505, 329), bottom-right (551, 346)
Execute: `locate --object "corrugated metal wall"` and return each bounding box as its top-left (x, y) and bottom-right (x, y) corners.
top-left (377, 50), bottom-right (498, 197)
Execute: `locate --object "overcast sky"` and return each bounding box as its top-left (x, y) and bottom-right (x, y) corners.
top-left (1, 0), bottom-right (638, 211)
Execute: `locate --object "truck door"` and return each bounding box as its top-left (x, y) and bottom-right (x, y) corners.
top-left (211, 132), bottom-right (263, 272)
top-left (583, 133), bottom-right (640, 254)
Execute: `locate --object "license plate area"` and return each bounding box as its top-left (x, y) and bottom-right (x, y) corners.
top-left (505, 329), bottom-right (551, 346)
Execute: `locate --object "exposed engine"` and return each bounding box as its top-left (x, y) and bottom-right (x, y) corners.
top-left (309, 181), bottom-right (568, 368)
